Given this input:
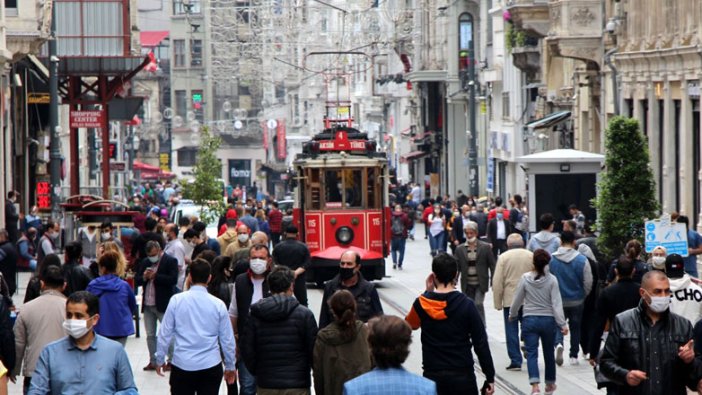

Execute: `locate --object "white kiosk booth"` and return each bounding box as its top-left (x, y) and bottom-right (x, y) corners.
top-left (517, 149), bottom-right (605, 233)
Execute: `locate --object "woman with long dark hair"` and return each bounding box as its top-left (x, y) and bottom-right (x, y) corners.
top-left (510, 249), bottom-right (568, 395)
top-left (313, 290), bottom-right (371, 395)
top-left (206, 255), bottom-right (237, 395)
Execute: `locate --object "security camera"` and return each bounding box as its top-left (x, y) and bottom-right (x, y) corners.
top-left (605, 19), bottom-right (618, 34)
top-left (50, 55), bottom-right (60, 63)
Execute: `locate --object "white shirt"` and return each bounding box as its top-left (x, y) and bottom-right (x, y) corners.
top-left (428, 214), bottom-right (444, 237)
top-left (228, 277), bottom-right (265, 318)
top-left (497, 220), bottom-right (506, 240)
top-left (164, 238), bottom-right (187, 290)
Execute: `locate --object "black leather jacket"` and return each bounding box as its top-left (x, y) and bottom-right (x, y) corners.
top-left (600, 301), bottom-right (699, 395)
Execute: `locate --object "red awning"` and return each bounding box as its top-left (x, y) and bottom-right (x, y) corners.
top-left (400, 150), bottom-right (428, 163)
top-left (142, 170), bottom-right (176, 180)
top-left (133, 160), bottom-right (161, 172)
top-left (140, 31), bottom-right (170, 47)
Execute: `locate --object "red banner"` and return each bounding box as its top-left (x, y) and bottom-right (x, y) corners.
top-left (37, 181), bottom-right (51, 209)
top-left (262, 121), bottom-right (269, 150)
top-left (276, 119), bottom-right (286, 160)
top-left (70, 110), bottom-right (105, 128)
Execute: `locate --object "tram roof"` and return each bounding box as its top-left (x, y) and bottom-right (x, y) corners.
top-left (293, 154), bottom-right (387, 167)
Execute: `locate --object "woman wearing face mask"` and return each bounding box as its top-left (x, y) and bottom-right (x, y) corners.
top-left (648, 246), bottom-right (667, 271)
top-left (86, 250), bottom-right (137, 346)
top-left (427, 205), bottom-right (446, 257)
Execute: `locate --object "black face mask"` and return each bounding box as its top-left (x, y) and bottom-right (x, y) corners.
top-left (339, 267), bottom-right (356, 280)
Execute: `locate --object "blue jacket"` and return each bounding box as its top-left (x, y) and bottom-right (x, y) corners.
top-left (549, 247), bottom-right (592, 305)
top-left (87, 275), bottom-right (137, 337)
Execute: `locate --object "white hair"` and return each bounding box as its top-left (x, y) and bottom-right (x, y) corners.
top-left (463, 221), bottom-right (478, 232)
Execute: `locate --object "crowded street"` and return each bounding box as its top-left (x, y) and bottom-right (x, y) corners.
top-left (5, 224), bottom-right (602, 395)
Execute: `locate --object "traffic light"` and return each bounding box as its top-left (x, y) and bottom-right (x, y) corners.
top-left (192, 92), bottom-right (203, 110)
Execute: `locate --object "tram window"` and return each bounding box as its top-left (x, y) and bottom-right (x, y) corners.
top-left (367, 167), bottom-right (379, 209)
top-left (346, 169), bottom-right (363, 208)
top-left (324, 169), bottom-right (363, 208)
top-left (325, 170), bottom-right (343, 206)
top-left (306, 168), bottom-right (322, 210)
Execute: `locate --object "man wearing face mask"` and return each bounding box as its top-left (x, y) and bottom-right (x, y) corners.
top-left (192, 221), bottom-right (221, 256)
top-left (17, 228), bottom-right (38, 271)
top-left (163, 224), bottom-right (187, 291)
top-left (231, 231), bottom-right (269, 277)
top-left (272, 225), bottom-right (311, 306)
top-left (224, 224), bottom-right (252, 259)
top-left (487, 207), bottom-right (513, 260)
top-left (455, 221), bottom-right (496, 325)
top-left (37, 220), bottom-right (60, 267)
top-left (184, 228), bottom-right (211, 261)
top-left (318, 250), bottom-right (383, 329)
top-left (99, 222), bottom-right (124, 250)
top-left (28, 291), bottom-right (137, 395)
top-left (600, 271), bottom-right (702, 395)
top-left (229, 244), bottom-right (272, 395)
top-left (135, 241), bottom-right (179, 371)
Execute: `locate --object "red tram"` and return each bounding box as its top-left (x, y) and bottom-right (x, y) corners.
top-left (293, 119), bottom-right (390, 285)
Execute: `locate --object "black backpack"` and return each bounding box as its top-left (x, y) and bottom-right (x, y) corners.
top-left (391, 216), bottom-right (404, 236)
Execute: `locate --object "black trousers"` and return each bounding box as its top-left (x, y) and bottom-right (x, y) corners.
top-left (424, 370), bottom-right (478, 395)
top-left (170, 363), bottom-right (223, 395)
top-left (293, 274), bottom-right (308, 306)
top-left (271, 232), bottom-right (281, 248)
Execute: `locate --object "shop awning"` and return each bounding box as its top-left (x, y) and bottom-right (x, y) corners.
top-left (133, 160), bottom-right (161, 172)
top-left (526, 111), bottom-right (571, 130)
top-left (142, 170), bottom-right (176, 180)
top-left (140, 31), bottom-right (170, 47)
top-left (400, 150), bottom-right (428, 163)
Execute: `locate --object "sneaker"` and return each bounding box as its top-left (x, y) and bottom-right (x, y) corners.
top-left (399, 265), bottom-right (403, 270)
top-left (569, 357), bottom-right (579, 366)
top-left (531, 388), bottom-right (541, 395)
top-left (393, 264), bottom-right (397, 269)
top-left (555, 344), bottom-right (564, 366)
top-left (506, 363), bottom-right (521, 371)
top-left (545, 384), bottom-right (557, 395)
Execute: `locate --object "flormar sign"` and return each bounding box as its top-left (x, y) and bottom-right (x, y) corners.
top-left (70, 110), bottom-right (105, 128)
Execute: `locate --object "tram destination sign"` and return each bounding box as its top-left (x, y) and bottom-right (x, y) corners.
top-left (319, 131), bottom-right (367, 151)
top-left (70, 110), bottom-right (105, 128)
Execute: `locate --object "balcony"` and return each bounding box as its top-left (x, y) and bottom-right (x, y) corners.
top-left (511, 45), bottom-right (541, 79)
top-left (546, 0), bottom-right (603, 67)
top-left (5, 0), bottom-right (52, 60)
top-left (505, 0), bottom-right (550, 38)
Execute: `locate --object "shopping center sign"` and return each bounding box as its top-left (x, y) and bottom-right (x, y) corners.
top-left (69, 110), bottom-right (105, 128)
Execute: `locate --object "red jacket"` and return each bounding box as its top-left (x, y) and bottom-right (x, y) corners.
top-left (487, 208), bottom-right (510, 221)
top-left (422, 206), bottom-right (434, 224)
top-left (268, 208), bottom-right (283, 233)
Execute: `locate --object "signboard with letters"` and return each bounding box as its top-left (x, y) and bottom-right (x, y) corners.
top-left (645, 214), bottom-right (689, 256)
top-left (318, 130), bottom-right (367, 151)
top-left (36, 181), bottom-right (51, 209)
top-left (70, 110), bottom-right (105, 128)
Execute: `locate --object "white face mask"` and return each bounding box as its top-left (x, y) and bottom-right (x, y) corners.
top-left (466, 236), bottom-right (477, 243)
top-left (63, 318), bottom-right (91, 339)
top-left (101, 232), bottom-right (112, 240)
top-left (238, 234), bottom-right (249, 243)
top-left (250, 258), bottom-right (267, 274)
top-left (651, 256), bottom-right (666, 269)
top-left (645, 291), bottom-right (670, 313)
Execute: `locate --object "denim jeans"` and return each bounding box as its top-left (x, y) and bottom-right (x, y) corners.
top-left (391, 237), bottom-right (407, 266)
top-left (503, 307), bottom-right (523, 366)
top-left (522, 315), bottom-right (557, 385)
top-left (428, 231), bottom-right (446, 254)
top-left (555, 303), bottom-right (584, 358)
top-left (463, 284), bottom-right (486, 324)
top-left (143, 305), bottom-right (164, 365)
top-left (238, 360), bottom-right (257, 395)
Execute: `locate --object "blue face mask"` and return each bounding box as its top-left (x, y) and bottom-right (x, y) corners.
top-left (148, 255), bottom-right (159, 263)
top-left (496, 213), bottom-right (504, 220)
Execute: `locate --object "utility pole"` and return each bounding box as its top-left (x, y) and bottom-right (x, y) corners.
top-left (49, 3), bottom-right (61, 218)
top-left (466, 17), bottom-right (479, 197)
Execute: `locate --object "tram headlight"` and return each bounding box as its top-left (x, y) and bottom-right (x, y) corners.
top-left (336, 226), bottom-right (354, 244)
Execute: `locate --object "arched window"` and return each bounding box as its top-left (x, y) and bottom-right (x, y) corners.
top-left (458, 13), bottom-right (474, 71)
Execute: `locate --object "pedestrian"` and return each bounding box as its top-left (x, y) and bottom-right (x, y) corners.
top-left (155, 259), bottom-right (237, 394)
top-left (648, 246), bottom-right (667, 271)
top-left (454, 221), bottom-right (495, 324)
top-left (600, 271), bottom-right (700, 395)
top-left (224, 224), bottom-right (252, 258)
top-left (100, 221), bottom-right (124, 250)
top-left (240, 208), bottom-right (259, 233)
top-left (207, 255), bottom-right (235, 310)
top-left (4, 192), bottom-right (19, 244)
top-left (492, 233), bottom-right (534, 371)
top-left (184, 228), bottom-right (212, 261)
top-left (313, 290), bottom-right (371, 395)
top-left (675, 215), bottom-right (702, 277)
top-left (242, 265), bottom-right (318, 394)
top-left (272, 225), bottom-right (311, 306)
top-left (344, 315), bottom-right (436, 395)
top-left (218, 217), bottom-right (241, 253)
top-left (451, 205), bottom-right (470, 251)
top-left (588, 256), bottom-right (641, 394)
top-left (268, 201), bottom-right (283, 247)
top-left (255, 209), bottom-right (270, 239)
top-left (16, 228), bottom-right (37, 271)
top-left (86, 250), bottom-right (137, 346)
top-left (509, 194), bottom-right (528, 241)
top-left (510, 249), bottom-right (567, 395)
top-left (231, 231), bottom-right (269, 276)
top-left (664, 253), bottom-right (702, 324)
top-left (135, 240), bottom-right (178, 371)
top-left (427, 204), bottom-right (446, 256)
top-left (567, 204), bottom-right (586, 235)
top-left (605, 240), bottom-right (650, 285)
top-left (527, 213), bottom-right (560, 254)
top-left (548, 231), bottom-right (592, 366)
top-left (24, 254), bottom-right (61, 304)
top-left (469, 204), bottom-right (489, 241)
top-left (62, 241), bottom-right (93, 296)
top-left (390, 204), bottom-right (413, 269)
top-left (131, 218), bottom-right (165, 264)
top-left (77, 225), bottom-right (98, 263)
top-left (36, 220), bottom-right (59, 266)
top-left (487, 206), bottom-right (513, 259)
top-left (405, 254), bottom-right (495, 395)
top-left (164, 223), bottom-right (187, 291)
top-left (0, 229), bottom-right (18, 296)
top-left (318, 250), bottom-right (383, 328)
top-left (27, 291), bottom-right (137, 395)
top-left (192, 221), bottom-right (221, 256)
top-left (229, 244), bottom-right (273, 395)
top-left (23, 206), bottom-right (41, 233)
top-left (13, 266), bottom-right (66, 393)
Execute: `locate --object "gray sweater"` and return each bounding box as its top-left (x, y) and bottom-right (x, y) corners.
top-left (510, 271), bottom-right (567, 328)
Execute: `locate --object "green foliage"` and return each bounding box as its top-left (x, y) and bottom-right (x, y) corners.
top-left (181, 127), bottom-right (226, 224)
top-left (515, 30), bottom-right (527, 47)
top-left (505, 22), bottom-right (514, 52)
top-left (594, 116), bottom-right (659, 260)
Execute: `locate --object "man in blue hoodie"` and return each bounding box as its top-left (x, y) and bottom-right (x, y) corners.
top-left (527, 213), bottom-right (560, 254)
top-left (548, 231), bottom-right (592, 367)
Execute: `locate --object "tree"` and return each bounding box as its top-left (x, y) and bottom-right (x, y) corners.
top-left (594, 116), bottom-right (659, 260)
top-left (181, 127), bottom-right (225, 224)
